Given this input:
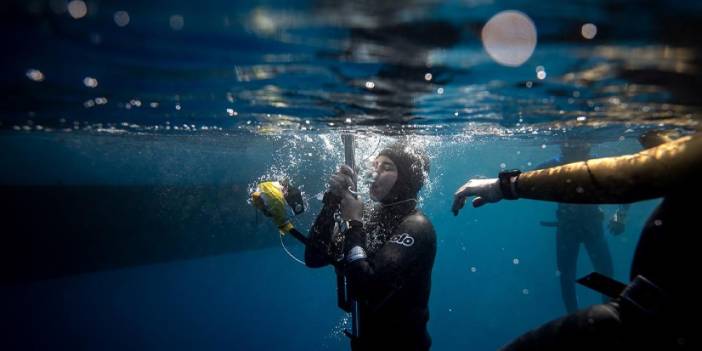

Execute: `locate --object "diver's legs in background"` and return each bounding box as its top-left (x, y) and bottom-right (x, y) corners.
top-left (556, 226), bottom-right (579, 314)
top-left (583, 225), bottom-right (614, 303)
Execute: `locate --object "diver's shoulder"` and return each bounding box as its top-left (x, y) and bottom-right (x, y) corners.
top-left (400, 211), bottom-right (435, 236)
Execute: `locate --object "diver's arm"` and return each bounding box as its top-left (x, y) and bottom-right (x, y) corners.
top-left (516, 135), bottom-right (701, 203)
top-left (344, 214), bottom-right (435, 299)
top-left (304, 192), bottom-right (339, 268)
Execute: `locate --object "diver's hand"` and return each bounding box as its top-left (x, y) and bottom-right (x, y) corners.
top-left (452, 178), bottom-right (502, 215)
top-left (340, 192), bottom-right (362, 221)
top-left (328, 164), bottom-right (356, 197)
top-left (328, 165), bottom-right (361, 220)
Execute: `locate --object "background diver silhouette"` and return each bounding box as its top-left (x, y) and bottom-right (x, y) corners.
top-left (535, 142), bottom-right (627, 313)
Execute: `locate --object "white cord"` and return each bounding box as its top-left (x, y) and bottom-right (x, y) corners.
top-left (280, 233), bottom-right (306, 265)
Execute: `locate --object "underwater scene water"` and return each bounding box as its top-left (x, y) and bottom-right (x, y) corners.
top-left (1, 0), bottom-right (701, 350)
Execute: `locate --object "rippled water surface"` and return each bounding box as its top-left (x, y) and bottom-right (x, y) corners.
top-left (2, 0), bottom-right (701, 135)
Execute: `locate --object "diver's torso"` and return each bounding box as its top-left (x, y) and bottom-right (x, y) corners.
top-left (358, 210), bottom-right (436, 349)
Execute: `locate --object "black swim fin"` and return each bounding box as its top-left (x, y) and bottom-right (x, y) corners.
top-left (577, 272), bottom-right (627, 298)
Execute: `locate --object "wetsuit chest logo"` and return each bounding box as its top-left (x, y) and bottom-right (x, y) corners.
top-left (389, 233), bottom-right (415, 247)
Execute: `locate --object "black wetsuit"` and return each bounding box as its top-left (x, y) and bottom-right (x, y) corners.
top-left (500, 187), bottom-right (697, 350)
top-left (305, 196), bottom-right (437, 351)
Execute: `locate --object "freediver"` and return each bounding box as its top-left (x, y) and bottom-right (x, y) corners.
top-left (452, 130), bottom-right (699, 350)
top-left (535, 141), bottom-right (627, 313)
top-left (305, 142), bottom-right (437, 351)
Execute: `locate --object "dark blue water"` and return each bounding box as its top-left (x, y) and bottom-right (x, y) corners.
top-left (1, 0), bottom-right (700, 350)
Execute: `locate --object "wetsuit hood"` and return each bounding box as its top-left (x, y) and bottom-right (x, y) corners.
top-left (377, 142), bottom-right (429, 204)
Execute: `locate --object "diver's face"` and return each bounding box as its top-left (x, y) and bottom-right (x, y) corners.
top-left (369, 155), bottom-right (398, 202)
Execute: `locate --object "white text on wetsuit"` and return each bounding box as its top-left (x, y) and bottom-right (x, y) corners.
top-left (389, 233), bottom-right (415, 247)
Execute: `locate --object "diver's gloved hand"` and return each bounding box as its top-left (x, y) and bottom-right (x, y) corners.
top-left (608, 211), bottom-right (626, 236)
top-left (452, 178), bottom-right (502, 215)
top-left (329, 165), bottom-right (356, 196)
top-left (328, 165), bottom-right (362, 221)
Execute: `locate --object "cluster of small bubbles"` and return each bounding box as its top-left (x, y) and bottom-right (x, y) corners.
top-left (327, 314), bottom-right (351, 340)
top-left (227, 108), bottom-right (238, 117)
top-left (26, 69), bottom-right (45, 82)
top-left (577, 116), bottom-right (587, 122)
top-left (345, 118), bottom-right (352, 124)
top-left (114, 11), bottom-right (130, 27)
top-left (95, 97), bottom-right (108, 105)
top-left (129, 99), bottom-right (142, 107)
top-left (364, 81), bottom-right (375, 89)
top-left (424, 73), bottom-right (433, 81)
top-left (83, 77), bottom-right (98, 88)
top-left (67, 1), bottom-right (87, 19)
top-left (170, 15), bottom-right (185, 31)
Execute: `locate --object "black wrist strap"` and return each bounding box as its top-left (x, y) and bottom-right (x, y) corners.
top-left (499, 170), bottom-right (521, 200)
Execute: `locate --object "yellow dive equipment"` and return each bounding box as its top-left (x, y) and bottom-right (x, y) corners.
top-left (250, 181), bottom-right (294, 233)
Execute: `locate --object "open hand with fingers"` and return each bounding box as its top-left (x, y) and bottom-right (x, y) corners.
top-left (451, 178), bottom-right (502, 216)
